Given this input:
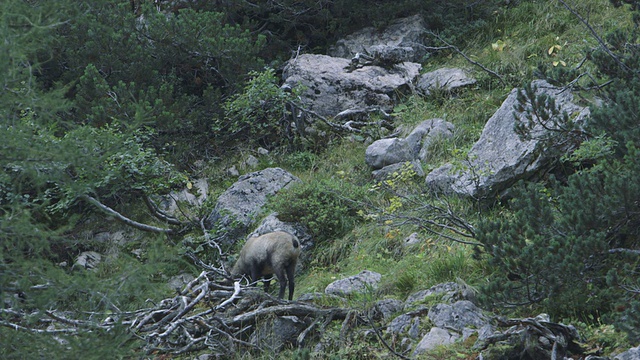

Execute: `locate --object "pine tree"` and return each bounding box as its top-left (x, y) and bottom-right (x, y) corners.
top-left (477, 4), bottom-right (640, 340)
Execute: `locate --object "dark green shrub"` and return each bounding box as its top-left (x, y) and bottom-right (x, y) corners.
top-left (477, 8), bottom-right (640, 335)
top-left (268, 179), bottom-right (366, 243)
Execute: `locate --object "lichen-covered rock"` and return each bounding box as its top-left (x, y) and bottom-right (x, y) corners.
top-left (204, 168), bottom-right (300, 244)
top-left (325, 270), bottom-right (382, 296)
top-left (282, 54), bottom-right (420, 118)
top-left (426, 80), bottom-right (589, 199)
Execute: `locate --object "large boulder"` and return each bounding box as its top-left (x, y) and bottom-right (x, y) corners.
top-left (615, 346), bottom-right (640, 360)
top-left (328, 14), bottom-right (429, 63)
top-left (427, 300), bottom-right (489, 332)
top-left (204, 168), bottom-right (300, 244)
top-left (426, 79), bottom-right (590, 199)
top-left (282, 54), bottom-right (420, 118)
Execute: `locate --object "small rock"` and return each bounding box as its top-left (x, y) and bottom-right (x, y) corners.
top-left (413, 327), bottom-right (460, 355)
top-left (325, 270), bottom-right (382, 296)
top-left (403, 232), bottom-right (421, 247)
top-left (74, 251), bottom-right (102, 271)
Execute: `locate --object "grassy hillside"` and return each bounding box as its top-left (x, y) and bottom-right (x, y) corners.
top-left (237, 0), bottom-right (635, 357)
top-left (2, 0), bottom-right (638, 358)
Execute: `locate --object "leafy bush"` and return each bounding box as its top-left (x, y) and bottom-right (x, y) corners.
top-left (222, 68), bottom-right (299, 150)
top-left (268, 179), bottom-right (366, 243)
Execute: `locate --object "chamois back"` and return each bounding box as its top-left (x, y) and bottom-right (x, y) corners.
top-left (231, 231), bottom-right (300, 300)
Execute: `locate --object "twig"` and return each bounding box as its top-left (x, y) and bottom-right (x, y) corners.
top-left (143, 195), bottom-right (184, 226)
top-left (365, 310), bottom-right (411, 360)
top-left (557, 0), bottom-right (632, 74)
top-left (216, 281), bottom-right (242, 310)
top-left (423, 31), bottom-right (506, 86)
top-left (80, 194), bottom-right (174, 234)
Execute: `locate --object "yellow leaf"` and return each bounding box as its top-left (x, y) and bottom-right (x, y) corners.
top-left (492, 39), bottom-right (506, 52)
top-left (186, 181), bottom-right (193, 190)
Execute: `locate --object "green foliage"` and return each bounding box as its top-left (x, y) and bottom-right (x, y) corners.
top-left (513, 81), bottom-right (589, 155)
top-left (476, 6), bottom-right (640, 340)
top-left (213, 0), bottom-right (427, 55)
top-left (268, 179), bottom-right (366, 244)
top-left (222, 68), bottom-right (299, 149)
top-left (48, 2), bottom-right (266, 161)
top-left (477, 146), bottom-right (640, 318)
top-left (0, 237), bottom-right (186, 359)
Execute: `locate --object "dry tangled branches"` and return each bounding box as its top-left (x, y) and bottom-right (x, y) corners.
top-left (1, 271), bottom-right (351, 357)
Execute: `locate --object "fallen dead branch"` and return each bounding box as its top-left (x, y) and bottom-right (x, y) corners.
top-left (2, 270), bottom-right (351, 356)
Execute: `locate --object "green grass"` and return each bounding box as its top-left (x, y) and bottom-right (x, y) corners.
top-left (198, 0), bottom-right (635, 356)
top-left (291, 0), bottom-right (634, 310)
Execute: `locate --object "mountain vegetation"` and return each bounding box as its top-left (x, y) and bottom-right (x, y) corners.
top-left (1, 0), bottom-right (639, 358)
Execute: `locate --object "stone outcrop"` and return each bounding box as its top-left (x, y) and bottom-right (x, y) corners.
top-left (426, 79), bottom-right (590, 200)
top-left (324, 270), bottom-right (382, 296)
top-left (365, 118), bottom-right (454, 179)
top-left (417, 67), bottom-right (477, 95)
top-left (328, 14), bottom-right (428, 63)
top-left (204, 168), bottom-right (300, 244)
top-left (282, 54), bottom-right (420, 118)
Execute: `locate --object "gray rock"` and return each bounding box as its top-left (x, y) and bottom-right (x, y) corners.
top-left (387, 312), bottom-right (425, 339)
top-left (366, 138), bottom-right (416, 170)
top-left (417, 68), bottom-right (476, 95)
top-left (414, 119), bottom-right (455, 162)
top-left (282, 54), bottom-right (420, 118)
top-left (405, 282), bottom-right (475, 307)
top-left (428, 300), bottom-right (488, 332)
top-left (249, 315), bottom-right (308, 351)
top-left (325, 270), bottom-right (382, 296)
top-left (373, 299), bottom-right (404, 320)
top-left (204, 168), bottom-right (301, 244)
top-left (155, 178), bottom-right (208, 218)
top-left (244, 155), bottom-right (259, 168)
top-left (168, 273), bottom-right (195, 292)
top-left (403, 232), bottom-right (422, 247)
top-left (387, 314), bottom-right (413, 335)
top-left (328, 15), bottom-right (428, 63)
top-left (74, 251), bottom-right (102, 271)
top-left (426, 80), bottom-right (590, 199)
top-left (413, 327), bottom-right (460, 355)
top-left (615, 346), bottom-right (640, 360)
top-left (366, 118), bottom-right (454, 170)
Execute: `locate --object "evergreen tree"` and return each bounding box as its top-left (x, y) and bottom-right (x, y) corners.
top-left (477, 3), bottom-right (640, 341)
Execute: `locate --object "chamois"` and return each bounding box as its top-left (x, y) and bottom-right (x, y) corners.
top-left (231, 231), bottom-right (301, 300)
